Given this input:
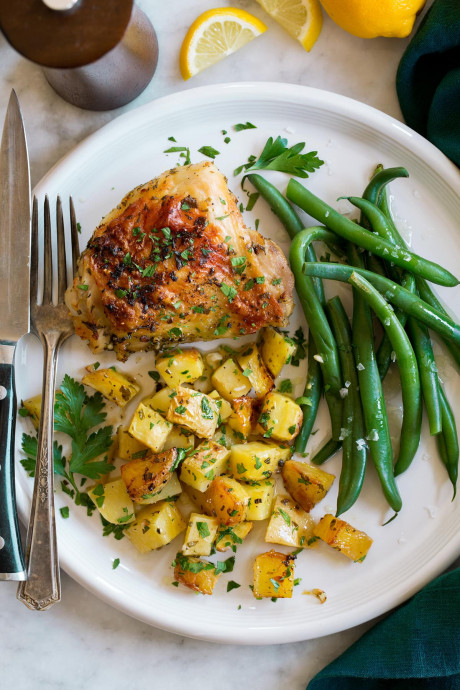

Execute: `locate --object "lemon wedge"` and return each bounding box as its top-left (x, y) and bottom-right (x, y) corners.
top-left (255, 0), bottom-right (322, 51)
top-left (180, 8), bottom-right (267, 80)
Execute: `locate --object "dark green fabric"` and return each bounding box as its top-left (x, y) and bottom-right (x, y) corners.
top-left (307, 567), bottom-right (460, 689)
top-left (396, 0), bottom-right (460, 167)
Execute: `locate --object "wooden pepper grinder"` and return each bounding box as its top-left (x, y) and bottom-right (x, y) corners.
top-left (0, 0), bottom-right (159, 111)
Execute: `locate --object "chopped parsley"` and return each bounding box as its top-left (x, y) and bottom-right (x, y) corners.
top-left (227, 580), bottom-right (241, 592)
top-left (196, 521), bottom-right (210, 539)
top-left (59, 506), bottom-right (70, 519)
top-left (201, 397), bottom-right (215, 420)
top-left (112, 558), bottom-right (120, 570)
top-left (234, 122), bottom-right (257, 131)
top-left (198, 145), bottom-right (220, 159)
top-left (279, 379), bottom-right (293, 394)
top-left (220, 282), bottom-right (237, 303)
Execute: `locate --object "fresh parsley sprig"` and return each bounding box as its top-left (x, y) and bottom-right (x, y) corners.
top-left (235, 136), bottom-right (324, 177)
top-left (21, 375), bottom-right (115, 523)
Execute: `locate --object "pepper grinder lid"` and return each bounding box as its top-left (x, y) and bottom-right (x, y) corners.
top-left (0, 0), bottom-right (134, 69)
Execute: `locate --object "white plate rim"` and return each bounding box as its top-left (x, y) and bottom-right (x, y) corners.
top-left (18, 81), bottom-right (460, 644)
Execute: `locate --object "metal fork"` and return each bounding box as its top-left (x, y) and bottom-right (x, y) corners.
top-left (17, 196), bottom-right (79, 611)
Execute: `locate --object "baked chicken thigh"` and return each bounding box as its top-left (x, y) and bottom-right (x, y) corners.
top-left (66, 162), bottom-right (294, 360)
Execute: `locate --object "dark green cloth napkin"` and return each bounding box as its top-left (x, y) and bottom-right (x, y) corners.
top-left (396, 0), bottom-right (460, 167)
top-left (307, 566), bottom-right (460, 689)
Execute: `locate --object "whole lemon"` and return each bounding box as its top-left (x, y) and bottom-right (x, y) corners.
top-left (320, 0), bottom-right (426, 38)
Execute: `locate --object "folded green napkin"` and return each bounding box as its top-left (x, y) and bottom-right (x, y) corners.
top-left (396, 0), bottom-right (460, 167)
top-left (307, 566), bottom-right (460, 689)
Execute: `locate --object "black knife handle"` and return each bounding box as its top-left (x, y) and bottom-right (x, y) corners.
top-left (0, 362), bottom-right (26, 579)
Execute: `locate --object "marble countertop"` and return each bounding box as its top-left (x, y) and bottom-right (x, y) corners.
top-left (2, 1), bottom-right (455, 688)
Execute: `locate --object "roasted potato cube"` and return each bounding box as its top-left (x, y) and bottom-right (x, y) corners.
top-left (173, 553), bottom-right (220, 594)
top-left (282, 460), bottom-right (335, 512)
top-left (126, 501), bottom-right (186, 553)
top-left (182, 512), bottom-right (219, 556)
top-left (260, 327), bottom-right (297, 378)
top-left (135, 473), bottom-right (182, 505)
top-left (143, 387), bottom-right (174, 414)
top-left (253, 550), bottom-right (295, 599)
top-left (88, 478), bottom-right (135, 525)
top-left (191, 355), bottom-right (217, 394)
top-left (182, 483), bottom-right (214, 516)
top-left (204, 475), bottom-right (249, 525)
top-left (228, 396), bottom-right (255, 438)
top-left (208, 390), bottom-right (232, 421)
top-left (211, 358), bottom-right (251, 401)
top-left (180, 441), bottom-right (230, 492)
top-left (121, 448), bottom-right (177, 503)
top-left (117, 427), bottom-right (149, 461)
top-left (257, 391), bottom-right (303, 441)
top-left (82, 367), bottom-right (139, 407)
top-left (166, 386), bottom-right (219, 438)
top-left (245, 479), bottom-right (275, 521)
top-left (313, 514), bottom-right (373, 562)
top-left (215, 521), bottom-right (253, 551)
top-left (156, 348), bottom-right (204, 387)
top-left (163, 426), bottom-right (195, 452)
top-left (237, 344), bottom-right (274, 399)
top-left (265, 495), bottom-right (315, 549)
top-left (129, 403), bottom-right (172, 452)
top-left (229, 441), bottom-right (290, 481)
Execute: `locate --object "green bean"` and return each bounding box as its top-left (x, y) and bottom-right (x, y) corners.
top-left (357, 190), bottom-right (443, 437)
top-left (415, 277), bottom-right (460, 371)
top-left (295, 336), bottom-right (323, 454)
top-left (362, 166), bottom-right (409, 207)
top-left (245, 173), bottom-right (325, 303)
top-left (407, 318), bottom-right (442, 435)
top-left (327, 296), bottom-right (367, 516)
top-left (289, 233), bottom-right (343, 440)
top-left (436, 386), bottom-right (459, 496)
top-left (286, 179), bottom-right (458, 287)
top-left (303, 262), bottom-right (460, 345)
top-left (347, 270), bottom-right (401, 512)
top-left (349, 272), bottom-right (422, 477)
top-left (310, 438), bottom-right (342, 465)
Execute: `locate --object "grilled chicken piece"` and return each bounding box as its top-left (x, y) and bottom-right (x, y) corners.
top-left (66, 162), bottom-right (294, 360)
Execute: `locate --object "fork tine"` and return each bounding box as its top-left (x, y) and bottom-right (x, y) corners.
top-left (69, 197), bottom-right (80, 277)
top-left (30, 196), bottom-right (39, 305)
top-left (43, 195), bottom-right (53, 305)
top-left (56, 196), bottom-right (67, 302)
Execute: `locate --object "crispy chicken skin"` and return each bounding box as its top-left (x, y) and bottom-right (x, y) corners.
top-left (66, 162), bottom-right (294, 360)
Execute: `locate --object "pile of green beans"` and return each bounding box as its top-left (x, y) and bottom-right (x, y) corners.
top-left (248, 168), bottom-right (460, 516)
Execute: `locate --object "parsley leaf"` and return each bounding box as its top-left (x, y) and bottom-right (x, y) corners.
top-left (196, 521), bottom-right (210, 539)
top-left (227, 580), bottom-right (241, 592)
top-left (198, 146), bottom-right (220, 159)
top-left (235, 136), bottom-right (324, 177)
top-left (234, 122), bottom-right (257, 131)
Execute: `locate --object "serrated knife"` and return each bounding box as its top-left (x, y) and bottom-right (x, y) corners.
top-left (0, 90), bottom-right (30, 581)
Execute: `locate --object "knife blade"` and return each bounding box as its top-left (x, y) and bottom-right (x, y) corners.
top-left (0, 90), bottom-right (30, 581)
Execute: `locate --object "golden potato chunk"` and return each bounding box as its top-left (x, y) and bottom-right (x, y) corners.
top-left (204, 475), bottom-right (249, 525)
top-left (121, 447), bottom-right (177, 503)
top-left (163, 426), bottom-right (195, 451)
top-left (253, 550), bottom-right (295, 599)
top-left (245, 479), bottom-right (276, 521)
top-left (265, 495), bottom-right (315, 549)
top-left (313, 514), bottom-right (373, 562)
top-left (129, 403), bottom-right (172, 452)
top-left (259, 326), bottom-right (297, 378)
top-left (282, 460), bottom-right (335, 512)
top-left (211, 358), bottom-right (251, 401)
top-left (144, 387), bottom-right (174, 414)
top-left (82, 367), bottom-right (139, 407)
top-left (156, 348), bottom-right (204, 387)
top-left (215, 522), bottom-right (253, 551)
top-left (166, 386), bottom-right (219, 439)
top-left (125, 501), bottom-right (186, 553)
top-left (212, 424), bottom-right (243, 449)
top-left (256, 391), bottom-right (303, 441)
top-left (117, 427), bottom-right (149, 461)
top-left (229, 440), bottom-right (290, 481)
top-left (208, 390), bottom-right (232, 421)
top-left (228, 396), bottom-right (255, 438)
top-left (182, 513), bottom-right (220, 556)
top-left (180, 441), bottom-right (230, 492)
top-left (88, 478), bottom-right (135, 525)
top-left (173, 553), bottom-right (220, 595)
top-left (135, 473), bottom-right (182, 505)
top-left (237, 343), bottom-right (274, 399)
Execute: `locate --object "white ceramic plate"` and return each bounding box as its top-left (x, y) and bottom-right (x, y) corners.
top-left (15, 83), bottom-right (460, 644)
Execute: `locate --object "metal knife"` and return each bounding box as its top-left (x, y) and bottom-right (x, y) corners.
top-left (0, 90), bottom-right (30, 581)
